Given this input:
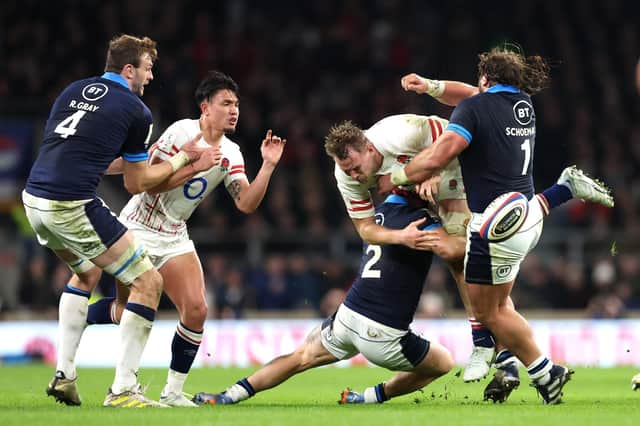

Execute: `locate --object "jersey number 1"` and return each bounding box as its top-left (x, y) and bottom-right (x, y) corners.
top-left (520, 138), bottom-right (531, 175)
top-left (54, 110), bottom-right (87, 139)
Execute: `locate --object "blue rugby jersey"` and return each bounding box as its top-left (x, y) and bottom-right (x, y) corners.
top-left (446, 84), bottom-right (536, 212)
top-left (26, 73), bottom-right (152, 200)
top-left (343, 195), bottom-right (438, 330)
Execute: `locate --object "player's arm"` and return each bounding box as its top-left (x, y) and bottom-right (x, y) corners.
top-left (227, 130), bottom-right (286, 214)
top-left (146, 145), bottom-right (222, 195)
top-left (391, 131), bottom-right (468, 187)
top-left (352, 215), bottom-right (429, 248)
top-left (122, 133), bottom-right (208, 194)
top-left (105, 158), bottom-right (124, 175)
top-left (401, 73), bottom-right (478, 106)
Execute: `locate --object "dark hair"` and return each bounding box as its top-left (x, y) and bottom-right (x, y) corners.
top-left (324, 121), bottom-right (367, 159)
top-left (194, 71), bottom-right (240, 105)
top-left (477, 47), bottom-right (550, 95)
top-left (104, 34), bottom-right (157, 73)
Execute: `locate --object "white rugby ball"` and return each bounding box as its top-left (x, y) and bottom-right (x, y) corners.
top-left (479, 192), bottom-right (529, 242)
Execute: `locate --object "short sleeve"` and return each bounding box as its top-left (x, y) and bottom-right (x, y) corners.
top-left (335, 165), bottom-right (374, 219)
top-left (148, 121), bottom-right (191, 162)
top-left (223, 145), bottom-right (247, 187)
top-left (122, 104), bottom-right (153, 162)
top-left (446, 98), bottom-right (477, 143)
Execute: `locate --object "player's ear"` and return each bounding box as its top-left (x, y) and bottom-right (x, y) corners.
top-left (200, 101), bottom-right (209, 116)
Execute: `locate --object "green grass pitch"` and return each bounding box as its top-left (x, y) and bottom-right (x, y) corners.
top-left (0, 364), bottom-right (638, 426)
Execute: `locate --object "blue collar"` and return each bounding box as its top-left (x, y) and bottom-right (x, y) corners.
top-left (101, 72), bottom-right (130, 90)
top-left (486, 84), bottom-right (520, 94)
top-left (383, 194), bottom-right (408, 205)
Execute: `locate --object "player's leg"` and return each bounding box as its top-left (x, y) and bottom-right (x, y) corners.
top-left (47, 249), bottom-right (102, 406)
top-left (156, 251), bottom-right (208, 406)
top-left (86, 275), bottom-right (127, 325)
top-left (446, 260), bottom-right (495, 382)
top-left (193, 324), bottom-right (340, 405)
top-left (377, 341), bottom-right (453, 401)
top-left (438, 197), bottom-right (497, 381)
top-left (91, 231), bottom-right (166, 407)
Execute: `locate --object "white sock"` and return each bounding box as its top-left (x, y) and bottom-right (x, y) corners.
top-left (164, 369), bottom-right (188, 395)
top-left (56, 293), bottom-right (88, 379)
top-left (527, 355), bottom-right (553, 385)
top-left (363, 387), bottom-right (378, 403)
top-left (225, 383), bottom-right (250, 402)
top-left (111, 309), bottom-right (153, 394)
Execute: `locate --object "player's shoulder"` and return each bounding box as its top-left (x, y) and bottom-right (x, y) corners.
top-left (221, 135), bottom-right (242, 152)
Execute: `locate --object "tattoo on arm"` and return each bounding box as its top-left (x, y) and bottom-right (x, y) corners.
top-left (227, 180), bottom-right (242, 201)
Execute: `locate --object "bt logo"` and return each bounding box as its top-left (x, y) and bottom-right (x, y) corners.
top-left (513, 100), bottom-right (533, 125)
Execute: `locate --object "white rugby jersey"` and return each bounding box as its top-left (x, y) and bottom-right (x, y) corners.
top-left (335, 114), bottom-right (461, 219)
top-left (120, 118), bottom-right (247, 234)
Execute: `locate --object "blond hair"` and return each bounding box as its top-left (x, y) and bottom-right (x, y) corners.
top-left (324, 121), bottom-right (366, 160)
top-left (104, 34), bottom-right (158, 73)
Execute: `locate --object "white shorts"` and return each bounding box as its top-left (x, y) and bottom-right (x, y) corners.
top-left (464, 196), bottom-right (544, 284)
top-left (120, 218), bottom-right (195, 269)
top-left (22, 191), bottom-right (127, 261)
top-left (320, 304), bottom-right (430, 371)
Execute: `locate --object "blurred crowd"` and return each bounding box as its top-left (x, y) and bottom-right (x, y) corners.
top-left (1, 0), bottom-right (639, 319)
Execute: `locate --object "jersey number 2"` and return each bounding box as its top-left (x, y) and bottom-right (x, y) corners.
top-left (54, 110), bottom-right (87, 139)
top-left (520, 138), bottom-right (531, 175)
top-left (362, 245), bottom-right (382, 279)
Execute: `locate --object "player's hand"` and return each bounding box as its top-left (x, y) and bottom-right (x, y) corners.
top-left (180, 132), bottom-right (207, 162)
top-left (416, 175), bottom-right (441, 204)
top-left (417, 228), bottom-right (465, 261)
top-left (191, 145), bottom-right (222, 172)
top-left (401, 73), bottom-right (429, 94)
top-left (400, 217), bottom-right (430, 250)
top-left (376, 173), bottom-right (395, 195)
top-left (261, 129), bottom-right (286, 168)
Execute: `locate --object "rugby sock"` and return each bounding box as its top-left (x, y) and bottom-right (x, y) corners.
top-left (87, 297), bottom-right (118, 325)
top-left (537, 183), bottom-right (572, 213)
top-left (224, 378), bottom-right (255, 402)
top-left (164, 323), bottom-right (203, 394)
top-left (527, 355), bottom-right (553, 385)
top-left (111, 303), bottom-right (155, 394)
top-left (56, 285), bottom-right (90, 379)
top-left (469, 318), bottom-right (495, 348)
top-left (494, 350), bottom-right (517, 368)
top-left (363, 383), bottom-right (388, 403)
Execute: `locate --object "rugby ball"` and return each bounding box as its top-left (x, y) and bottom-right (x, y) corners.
top-left (478, 192), bottom-right (529, 242)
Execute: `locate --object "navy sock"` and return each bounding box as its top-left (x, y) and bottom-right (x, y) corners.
top-left (87, 297), bottom-right (115, 324)
top-left (471, 323), bottom-right (495, 348)
top-left (64, 284), bottom-right (90, 298)
top-left (237, 378), bottom-right (256, 397)
top-left (374, 383), bottom-right (388, 402)
top-left (495, 350), bottom-right (514, 364)
top-left (540, 184), bottom-right (572, 209)
top-left (170, 322), bottom-right (202, 374)
top-left (124, 302), bottom-right (155, 322)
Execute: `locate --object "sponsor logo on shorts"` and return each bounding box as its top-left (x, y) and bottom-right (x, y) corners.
top-left (496, 265), bottom-right (512, 278)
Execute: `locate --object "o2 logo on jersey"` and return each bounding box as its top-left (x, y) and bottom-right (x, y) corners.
top-left (82, 83), bottom-right (109, 101)
top-left (183, 177), bottom-right (208, 200)
top-left (374, 212), bottom-right (385, 226)
top-left (513, 100), bottom-right (533, 126)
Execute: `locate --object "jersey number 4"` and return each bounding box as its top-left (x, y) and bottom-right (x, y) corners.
top-left (362, 245), bottom-right (382, 279)
top-left (54, 110), bottom-right (87, 139)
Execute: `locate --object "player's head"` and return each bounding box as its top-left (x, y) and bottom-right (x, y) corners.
top-left (195, 71), bottom-right (240, 134)
top-left (104, 34), bottom-right (157, 96)
top-left (476, 46), bottom-right (550, 95)
top-left (325, 121), bottom-right (382, 184)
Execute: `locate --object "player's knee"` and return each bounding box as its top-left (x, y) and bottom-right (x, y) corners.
top-left (181, 300), bottom-right (208, 328)
top-left (72, 266), bottom-right (102, 290)
top-left (425, 343), bottom-right (454, 377)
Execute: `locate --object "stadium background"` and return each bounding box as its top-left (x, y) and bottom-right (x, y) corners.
top-left (0, 0), bottom-right (638, 334)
